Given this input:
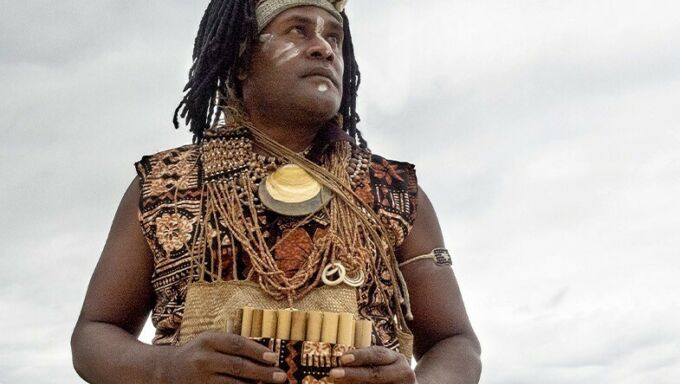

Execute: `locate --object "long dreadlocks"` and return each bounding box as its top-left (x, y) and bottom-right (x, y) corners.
top-left (173, 0), bottom-right (366, 147)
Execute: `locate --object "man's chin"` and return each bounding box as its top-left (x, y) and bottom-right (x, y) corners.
top-left (292, 93), bottom-right (341, 121)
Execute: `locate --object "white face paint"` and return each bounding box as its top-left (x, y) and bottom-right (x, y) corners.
top-left (272, 42), bottom-right (300, 65)
top-left (262, 15), bottom-right (334, 69)
top-left (277, 47), bottom-right (301, 65)
top-left (315, 15), bottom-right (325, 35)
top-left (315, 15), bottom-right (333, 55)
top-left (259, 33), bottom-right (274, 52)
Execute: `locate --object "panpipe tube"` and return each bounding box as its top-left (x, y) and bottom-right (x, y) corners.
top-left (337, 313), bottom-right (355, 346)
top-left (276, 309), bottom-right (292, 340)
top-left (290, 310), bottom-right (307, 341)
top-left (251, 309), bottom-right (264, 338)
top-left (240, 307), bottom-right (253, 337)
top-left (261, 310), bottom-right (278, 338)
top-left (225, 317), bottom-right (235, 334)
top-left (321, 312), bottom-right (340, 343)
top-left (354, 319), bottom-right (373, 348)
top-left (306, 311), bottom-right (323, 342)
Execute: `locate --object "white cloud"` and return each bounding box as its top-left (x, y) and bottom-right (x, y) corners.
top-left (2, 0), bottom-right (679, 383)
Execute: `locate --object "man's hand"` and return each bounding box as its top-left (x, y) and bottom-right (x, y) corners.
top-left (163, 331), bottom-right (287, 384)
top-left (328, 346), bottom-right (416, 384)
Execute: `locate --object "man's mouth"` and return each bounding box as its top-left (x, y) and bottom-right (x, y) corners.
top-left (302, 68), bottom-right (338, 87)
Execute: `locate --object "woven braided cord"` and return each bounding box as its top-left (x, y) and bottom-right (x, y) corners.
top-left (256, 0), bottom-right (344, 32)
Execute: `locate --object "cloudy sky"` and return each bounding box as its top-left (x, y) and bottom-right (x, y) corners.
top-left (2, 0), bottom-right (679, 383)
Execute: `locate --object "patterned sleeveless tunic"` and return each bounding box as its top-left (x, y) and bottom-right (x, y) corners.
top-left (134, 135), bottom-right (418, 351)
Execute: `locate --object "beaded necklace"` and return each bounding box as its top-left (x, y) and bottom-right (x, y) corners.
top-left (186, 106), bottom-right (411, 325)
top-left (191, 125), bottom-right (367, 305)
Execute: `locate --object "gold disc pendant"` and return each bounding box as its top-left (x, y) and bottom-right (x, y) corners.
top-left (258, 164), bottom-right (333, 216)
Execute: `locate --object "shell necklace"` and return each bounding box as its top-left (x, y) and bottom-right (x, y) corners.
top-left (258, 163), bottom-right (333, 216)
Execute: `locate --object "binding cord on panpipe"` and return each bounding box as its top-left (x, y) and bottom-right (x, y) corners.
top-left (238, 307), bottom-right (373, 368)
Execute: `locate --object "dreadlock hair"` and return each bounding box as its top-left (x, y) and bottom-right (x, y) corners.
top-left (172, 0), bottom-right (257, 143)
top-left (338, 10), bottom-right (366, 148)
top-left (173, 0), bottom-right (366, 148)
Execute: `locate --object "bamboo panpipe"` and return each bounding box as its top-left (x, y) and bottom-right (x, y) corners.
top-left (321, 312), bottom-right (339, 343)
top-left (225, 317), bottom-right (235, 334)
top-left (354, 319), bottom-right (373, 348)
top-left (306, 311), bottom-right (323, 342)
top-left (240, 307), bottom-right (253, 337)
top-left (290, 310), bottom-right (307, 341)
top-left (261, 310), bottom-right (277, 338)
top-left (276, 309), bottom-right (292, 339)
top-left (251, 309), bottom-right (264, 337)
top-left (337, 313), bottom-right (355, 346)
top-left (240, 307), bottom-right (373, 348)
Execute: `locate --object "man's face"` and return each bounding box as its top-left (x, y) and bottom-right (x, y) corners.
top-left (241, 6), bottom-right (345, 123)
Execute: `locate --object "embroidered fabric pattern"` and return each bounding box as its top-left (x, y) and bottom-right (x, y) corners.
top-left (135, 130), bottom-right (417, 350)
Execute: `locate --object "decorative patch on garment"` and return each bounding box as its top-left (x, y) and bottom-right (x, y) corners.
top-left (253, 338), bottom-right (354, 382)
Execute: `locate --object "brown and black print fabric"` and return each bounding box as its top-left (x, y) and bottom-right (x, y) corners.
top-left (134, 140), bottom-right (418, 351)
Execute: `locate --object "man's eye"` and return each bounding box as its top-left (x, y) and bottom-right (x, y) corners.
top-left (290, 26), bottom-right (305, 35)
top-left (327, 36), bottom-right (340, 46)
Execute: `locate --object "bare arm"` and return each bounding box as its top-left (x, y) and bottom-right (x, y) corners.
top-left (327, 187), bottom-right (481, 384)
top-left (70, 177), bottom-right (167, 383)
top-left (399, 187), bottom-right (482, 384)
top-left (70, 178), bottom-right (286, 384)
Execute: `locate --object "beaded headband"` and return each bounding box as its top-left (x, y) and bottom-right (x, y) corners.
top-left (256, 0), bottom-right (347, 32)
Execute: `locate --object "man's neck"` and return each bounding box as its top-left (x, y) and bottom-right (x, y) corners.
top-left (247, 110), bottom-right (324, 153)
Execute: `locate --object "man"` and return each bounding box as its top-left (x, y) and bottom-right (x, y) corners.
top-left (71, 1), bottom-right (481, 383)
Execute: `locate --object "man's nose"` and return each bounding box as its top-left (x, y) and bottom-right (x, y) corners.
top-left (306, 35), bottom-right (335, 62)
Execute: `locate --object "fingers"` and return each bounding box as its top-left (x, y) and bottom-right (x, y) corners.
top-left (339, 346), bottom-right (401, 367)
top-left (205, 353), bottom-right (287, 383)
top-left (202, 332), bottom-right (279, 365)
top-left (330, 347), bottom-right (415, 384)
top-left (190, 332), bottom-right (286, 383)
top-left (330, 363), bottom-right (415, 384)
top-left (208, 375), bottom-right (250, 384)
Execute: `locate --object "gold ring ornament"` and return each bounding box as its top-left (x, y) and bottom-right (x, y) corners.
top-left (259, 164), bottom-right (333, 216)
top-left (322, 262), bottom-right (346, 286)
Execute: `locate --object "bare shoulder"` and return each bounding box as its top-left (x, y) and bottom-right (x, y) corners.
top-left (396, 186), bottom-right (445, 262)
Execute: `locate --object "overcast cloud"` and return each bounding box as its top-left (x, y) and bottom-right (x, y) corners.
top-left (1, 0), bottom-right (679, 383)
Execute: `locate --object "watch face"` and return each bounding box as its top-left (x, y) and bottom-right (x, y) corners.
top-left (433, 248), bottom-right (453, 267)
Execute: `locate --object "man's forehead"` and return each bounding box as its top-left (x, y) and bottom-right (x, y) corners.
top-left (271, 7), bottom-right (343, 31)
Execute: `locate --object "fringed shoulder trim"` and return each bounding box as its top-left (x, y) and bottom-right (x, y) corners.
top-left (134, 145), bottom-right (199, 185)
